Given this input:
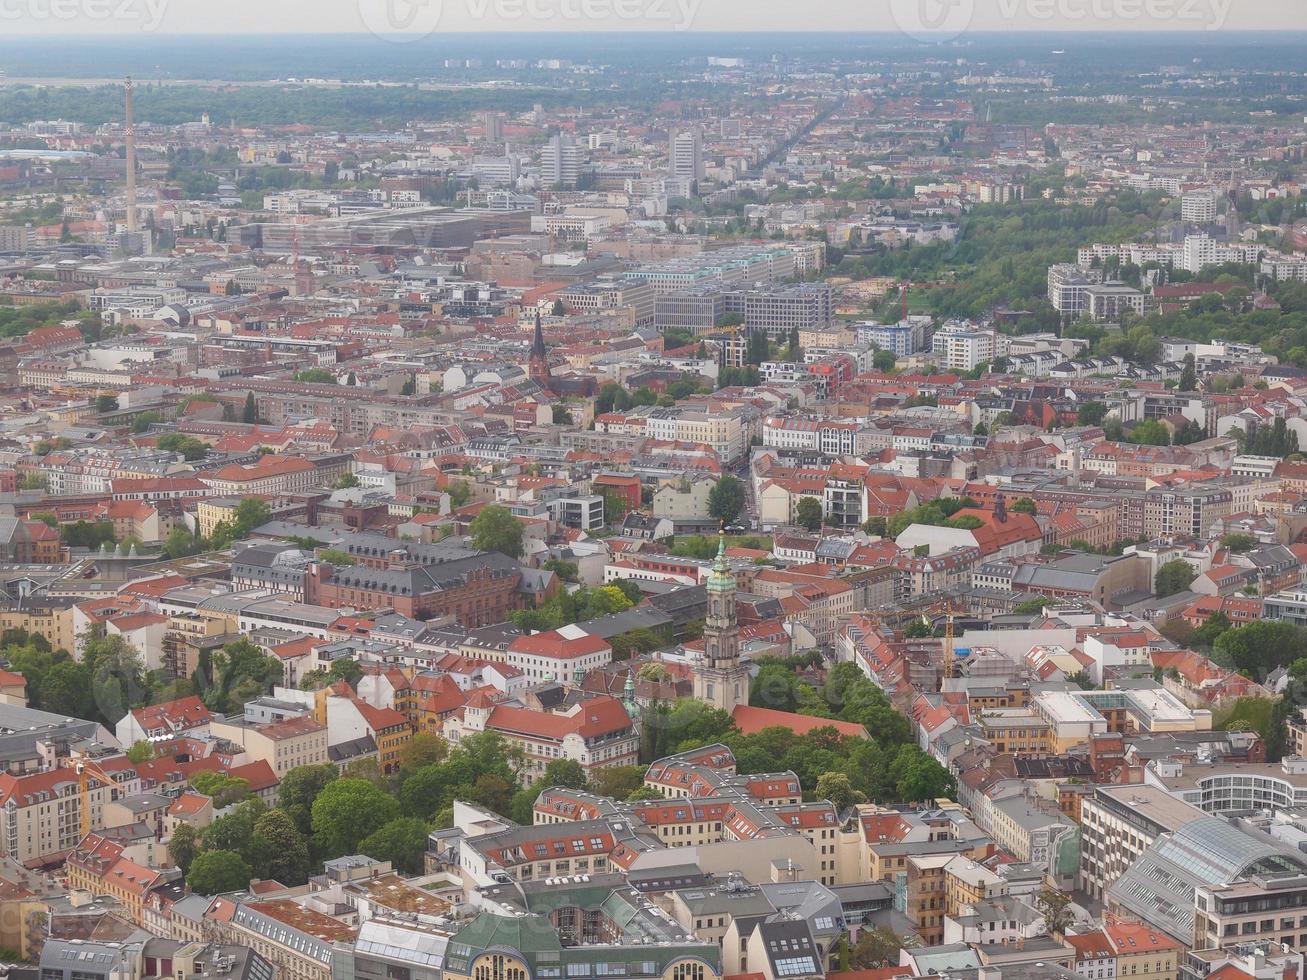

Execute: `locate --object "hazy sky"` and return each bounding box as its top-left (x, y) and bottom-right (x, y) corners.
top-left (2, 0), bottom-right (1304, 35)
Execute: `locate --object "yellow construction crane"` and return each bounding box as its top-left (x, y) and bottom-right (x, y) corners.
top-left (944, 609), bottom-right (956, 681)
top-left (75, 762), bottom-right (90, 839)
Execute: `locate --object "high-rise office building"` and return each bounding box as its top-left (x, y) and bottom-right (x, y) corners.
top-left (669, 128), bottom-right (704, 182)
top-left (541, 133), bottom-right (581, 189)
top-left (482, 112), bottom-right (505, 143)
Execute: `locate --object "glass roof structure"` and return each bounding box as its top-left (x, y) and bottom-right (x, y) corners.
top-left (1107, 816), bottom-right (1307, 943)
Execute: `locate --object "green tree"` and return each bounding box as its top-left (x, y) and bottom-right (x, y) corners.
top-left (191, 771), bottom-right (251, 808)
top-left (202, 798), bottom-right (265, 856)
top-left (470, 504), bottom-right (524, 559)
top-left (332, 472), bottom-right (360, 490)
top-left (163, 528), bottom-right (204, 559)
top-left (278, 764), bottom-right (338, 834)
top-left (541, 559), bottom-right (579, 583)
top-left (750, 663), bottom-right (805, 712)
top-left (82, 632), bottom-right (149, 726)
top-left (1213, 621), bottom-right (1307, 681)
top-left (1220, 533), bottom-right (1258, 553)
top-left (1155, 559), bottom-right (1197, 598)
top-left (94, 395), bottom-right (119, 414)
top-left (795, 496), bottom-right (823, 531)
top-left (849, 927), bottom-right (912, 970)
top-left (903, 619), bottom-right (933, 639)
top-left (1178, 353), bottom-right (1198, 392)
top-left (187, 850), bottom-right (252, 895)
top-left (1130, 419), bottom-right (1171, 446)
top-left (358, 817), bottom-right (431, 874)
top-left (873, 349), bottom-right (896, 373)
top-left (233, 498), bottom-right (271, 535)
top-left (398, 733), bottom-right (448, 772)
top-left (294, 368), bottom-right (337, 384)
top-left (587, 765), bottom-right (647, 800)
top-left (1190, 611), bottom-right (1233, 651)
top-left (1077, 401), bottom-right (1108, 426)
top-left (311, 778), bottom-right (401, 858)
top-left (1035, 885), bottom-right (1074, 936)
top-left (250, 809), bottom-right (311, 885)
top-left (130, 411), bottom-right (161, 434)
top-left (127, 741), bottom-right (153, 764)
top-left (707, 475), bottom-right (745, 526)
top-left (1012, 596), bottom-right (1053, 616)
top-left (318, 548), bottom-right (355, 567)
top-left (447, 480), bottom-right (472, 508)
top-left (1010, 497), bottom-right (1038, 515)
top-left (33, 659), bottom-right (95, 720)
top-left (242, 392), bottom-right (258, 424)
top-left (169, 821), bottom-right (200, 876)
top-left (197, 638), bottom-right (283, 714)
top-left (599, 489), bottom-right (630, 527)
top-left (157, 434), bottom-right (209, 460)
top-left (814, 772), bottom-right (867, 812)
top-left (541, 758), bottom-right (587, 790)
top-left (891, 744), bottom-right (955, 802)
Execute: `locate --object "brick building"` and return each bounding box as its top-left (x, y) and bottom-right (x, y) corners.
top-left (305, 551), bottom-right (531, 625)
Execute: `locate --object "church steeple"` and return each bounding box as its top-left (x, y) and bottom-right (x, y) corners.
top-left (528, 310), bottom-right (553, 393)
top-left (694, 521), bottom-right (746, 714)
top-left (532, 310), bottom-right (547, 361)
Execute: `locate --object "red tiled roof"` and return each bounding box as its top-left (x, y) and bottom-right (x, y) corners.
top-left (508, 629), bottom-right (610, 659)
top-left (486, 696), bottom-right (632, 742)
top-left (730, 705), bottom-right (868, 739)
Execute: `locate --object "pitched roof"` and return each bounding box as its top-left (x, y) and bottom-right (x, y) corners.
top-left (730, 705), bottom-right (868, 740)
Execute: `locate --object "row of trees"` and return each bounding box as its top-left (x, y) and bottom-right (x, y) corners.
top-left (641, 663), bottom-right (954, 806)
top-left (509, 582), bottom-right (639, 634)
top-left (163, 497), bottom-right (271, 558)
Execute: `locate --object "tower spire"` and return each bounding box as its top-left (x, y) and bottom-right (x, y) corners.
top-left (528, 309), bottom-right (553, 393)
top-left (532, 310), bottom-right (547, 361)
top-left (124, 76), bottom-right (138, 236)
top-left (694, 514), bottom-right (745, 714)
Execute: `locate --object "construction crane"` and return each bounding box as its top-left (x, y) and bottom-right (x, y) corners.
top-left (75, 762), bottom-right (90, 839)
top-left (943, 607), bottom-right (956, 681)
top-left (939, 602), bottom-right (967, 684)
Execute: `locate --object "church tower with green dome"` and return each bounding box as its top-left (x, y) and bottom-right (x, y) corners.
top-left (693, 525), bottom-right (746, 713)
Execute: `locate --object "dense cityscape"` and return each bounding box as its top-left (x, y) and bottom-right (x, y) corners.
top-left (0, 19), bottom-right (1305, 980)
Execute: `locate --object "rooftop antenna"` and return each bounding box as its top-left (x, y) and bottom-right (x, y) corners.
top-left (124, 77), bottom-right (138, 235)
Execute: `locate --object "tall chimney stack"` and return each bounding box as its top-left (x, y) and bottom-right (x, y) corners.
top-left (124, 77), bottom-right (138, 235)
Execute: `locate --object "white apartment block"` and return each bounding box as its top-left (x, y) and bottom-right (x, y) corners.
top-left (1182, 188), bottom-right (1220, 224)
top-left (1181, 235), bottom-right (1263, 275)
top-left (932, 327), bottom-right (998, 372)
top-left (762, 416), bottom-right (859, 455)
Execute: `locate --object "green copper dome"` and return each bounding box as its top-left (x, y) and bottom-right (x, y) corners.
top-left (707, 531), bottom-right (734, 592)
